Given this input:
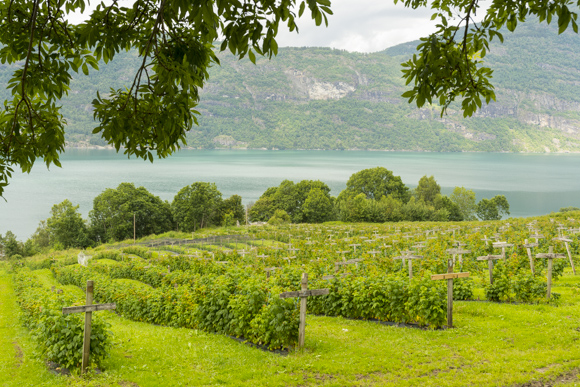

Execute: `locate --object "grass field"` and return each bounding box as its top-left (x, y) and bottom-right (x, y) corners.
top-left (2, 221), bottom-right (580, 387)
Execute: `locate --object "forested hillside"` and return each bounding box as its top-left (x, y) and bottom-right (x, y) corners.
top-left (2, 21), bottom-right (579, 152)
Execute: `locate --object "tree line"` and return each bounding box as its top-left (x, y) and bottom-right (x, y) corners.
top-left (1, 167), bottom-right (510, 258)
top-left (249, 167), bottom-right (510, 225)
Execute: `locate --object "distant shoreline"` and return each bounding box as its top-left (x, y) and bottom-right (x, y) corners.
top-left (63, 144), bottom-right (580, 154)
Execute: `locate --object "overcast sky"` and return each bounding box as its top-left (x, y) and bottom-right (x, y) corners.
top-left (275, 0), bottom-right (440, 52)
top-left (69, 0), bottom-right (447, 53)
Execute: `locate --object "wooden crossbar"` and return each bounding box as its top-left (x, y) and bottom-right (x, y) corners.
top-left (476, 255), bottom-right (503, 261)
top-left (335, 258), bottom-right (363, 266)
top-left (431, 272), bottom-right (470, 280)
top-left (279, 289), bottom-right (330, 298)
top-left (63, 303), bottom-right (117, 315)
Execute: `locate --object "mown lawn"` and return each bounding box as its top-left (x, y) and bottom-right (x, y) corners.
top-left (1, 264), bottom-right (580, 387)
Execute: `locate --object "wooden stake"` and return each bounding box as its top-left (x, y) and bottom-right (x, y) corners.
top-left (298, 274), bottom-right (307, 349)
top-left (279, 273), bottom-right (329, 350)
top-left (523, 239), bottom-right (538, 275)
top-left (536, 246), bottom-right (566, 299)
top-left (431, 261), bottom-right (470, 328)
top-left (553, 237), bottom-right (576, 275)
top-left (62, 281), bottom-right (116, 374)
top-left (476, 254), bottom-right (503, 284)
top-left (82, 281), bottom-right (93, 373)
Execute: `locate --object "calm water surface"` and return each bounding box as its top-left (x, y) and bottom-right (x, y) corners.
top-left (2, 149), bottom-right (580, 239)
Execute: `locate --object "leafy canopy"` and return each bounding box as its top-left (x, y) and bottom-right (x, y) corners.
top-left (0, 0), bottom-right (332, 196)
top-left (340, 166), bottom-right (409, 202)
top-left (397, 0), bottom-right (580, 117)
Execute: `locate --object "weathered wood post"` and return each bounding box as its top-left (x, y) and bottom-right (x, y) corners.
top-left (523, 239), bottom-right (538, 275)
top-left (492, 241), bottom-right (513, 262)
top-left (476, 254), bottom-right (503, 284)
top-left (530, 233), bottom-right (545, 245)
top-left (536, 246), bottom-right (567, 299)
top-left (279, 273), bottom-right (329, 350)
top-left (393, 251), bottom-right (423, 279)
top-left (552, 236), bottom-right (576, 275)
top-left (431, 260), bottom-right (470, 328)
top-left (264, 267), bottom-right (281, 278)
top-left (335, 259), bottom-right (364, 272)
top-left (446, 246), bottom-right (471, 267)
top-left (62, 281), bottom-right (116, 374)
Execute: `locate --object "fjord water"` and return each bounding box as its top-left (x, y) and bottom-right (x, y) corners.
top-left (2, 149), bottom-right (580, 239)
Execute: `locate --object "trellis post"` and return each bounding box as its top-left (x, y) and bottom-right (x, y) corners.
top-left (62, 281), bottom-right (116, 374)
top-left (523, 239), bottom-right (538, 275)
top-left (446, 246), bottom-right (471, 267)
top-left (279, 273), bottom-right (329, 350)
top-left (536, 246), bottom-right (567, 299)
top-left (431, 260), bottom-right (470, 328)
top-left (393, 251), bottom-right (423, 279)
top-left (492, 241), bottom-right (513, 262)
top-left (552, 236), bottom-right (576, 275)
top-left (476, 254), bottom-right (503, 284)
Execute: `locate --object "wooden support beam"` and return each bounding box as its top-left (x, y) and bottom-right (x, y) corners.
top-left (430, 260), bottom-right (470, 328)
top-left (62, 281), bottom-right (116, 374)
top-left (279, 273), bottom-right (329, 350)
top-left (536, 246), bottom-right (567, 299)
top-left (476, 255), bottom-right (503, 284)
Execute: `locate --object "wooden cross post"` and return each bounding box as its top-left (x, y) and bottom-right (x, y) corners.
top-left (264, 267), bottom-right (281, 278)
top-left (476, 254), bottom-right (503, 284)
top-left (530, 233), bottom-right (545, 245)
top-left (446, 247), bottom-right (471, 267)
top-left (536, 246), bottom-right (566, 299)
top-left (431, 261), bottom-right (470, 328)
top-left (523, 239), bottom-right (539, 275)
top-left (492, 242), bottom-right (513, 262)
top-left (393, 251), bottom-right (423, 279)
top-left (62, 281), bottom-right (116, 374)
top-left (349, 243), bottom-right (361, 255)
top-left (279, 273), bottom-right (329, 350)
top-left (335, 258), bottom-right (364, 272)
top-left (552, 237), bottom-right (577, 275)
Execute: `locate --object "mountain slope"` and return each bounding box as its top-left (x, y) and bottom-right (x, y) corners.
top-left (2, 21), bottom-right (580, 152)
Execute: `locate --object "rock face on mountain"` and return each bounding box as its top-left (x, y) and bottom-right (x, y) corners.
top-left (2, 21), bottom-right (579, 152)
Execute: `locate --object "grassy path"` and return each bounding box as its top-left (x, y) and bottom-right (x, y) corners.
top-left (0, 268), bottom-right (67, 386)
top-left (2, 265), bottom-right (580, 386)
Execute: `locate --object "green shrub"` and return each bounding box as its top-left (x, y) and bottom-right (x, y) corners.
top-left (121, 246), bottom-right (152, 259)
top-left (406, 274), bottom-right (447, 327)
top-left (485, 261), bottom-right (511, 302)
top-left (13, 270), bottom-right (112, 369)
top-left (53, 265), bottom-right (298, 349)
top-left (453, 278), bottom-right (474, 301)
top-left (512, 273), bottom-right (546, 303)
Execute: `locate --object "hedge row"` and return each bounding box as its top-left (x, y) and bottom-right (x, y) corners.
top-left (12, 269), bottom-right (111, 369)
top-left (52, 265), bottom-right (299, 349)
top-left (303, 273), bottom-right (452, 328)
top-left (92, 257), bottom-right (458, 328)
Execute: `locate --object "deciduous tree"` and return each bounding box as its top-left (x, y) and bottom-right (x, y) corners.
top-left (90, 183), bottom-right (173, 241)
top-left (46, 199), bottom-right (91, 248)
top-left (450, 186), bottom-right (477, 221)
top-left (340, 167), bottom-right (409, 203)
top-left (0, 0), bottom-right (333, 197)
top-left (415, 175), bottom-right (441, 204)
top-left (171, 182), bottom-right (223, 231)
top-left (476, 195), bottom-right (510, 220)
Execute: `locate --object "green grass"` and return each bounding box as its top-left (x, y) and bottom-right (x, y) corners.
top-left (2, 262), bottom-right (580, 386)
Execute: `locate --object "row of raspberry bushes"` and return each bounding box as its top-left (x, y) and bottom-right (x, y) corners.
top-left (305, 273), bottom-right (455, 328)
top-left (88, 257), bottom-right (459, 329)
top-left (485, 261), bottom-right (554, 303)
top-left (52, 265), bottom-right (299, 349)
top-left (12, 269), bottom-right (111, 369)
top-left (90, 257), bottom-right (229, 287)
